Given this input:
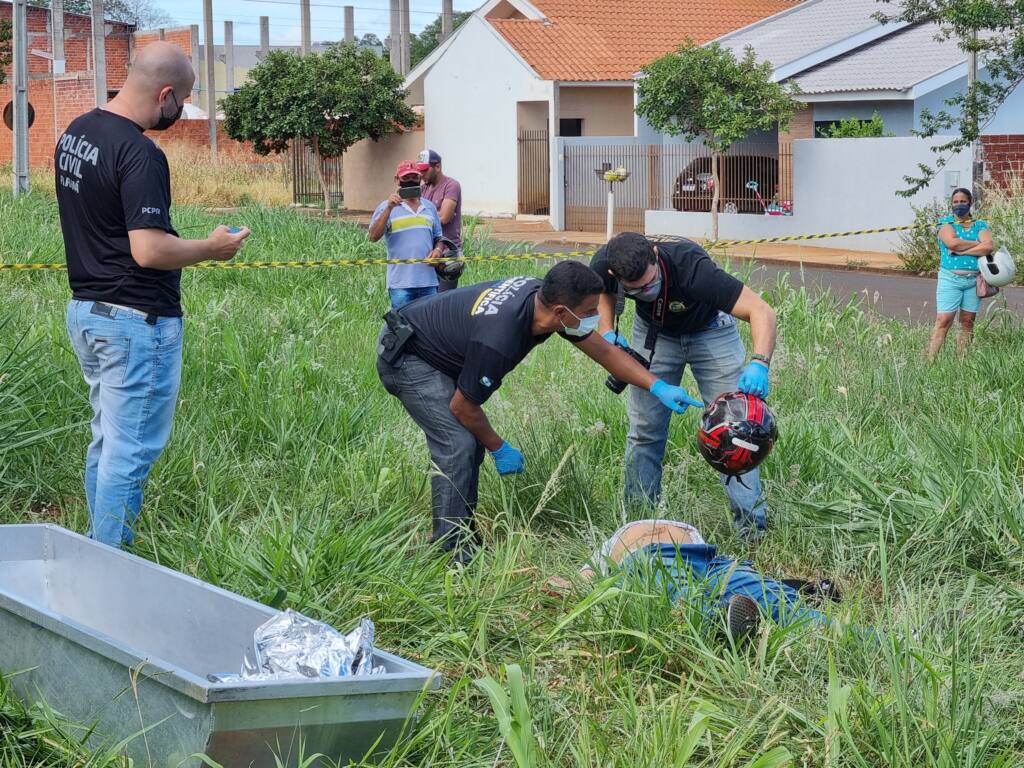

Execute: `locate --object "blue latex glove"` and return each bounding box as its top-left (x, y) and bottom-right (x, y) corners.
top-left (601, 330), bottom-right (630, 349)
top-left (490, 441), bottom-right (525, 475)
top-left (650, 379), bottom-right (703, 414)
top-left (737, 361), bottom-right (770, 399)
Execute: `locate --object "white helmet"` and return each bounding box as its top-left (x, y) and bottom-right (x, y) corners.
top-left (978, 247), bottom-right (1017, 287)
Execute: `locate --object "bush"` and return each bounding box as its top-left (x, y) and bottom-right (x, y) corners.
top-left (896, 200), bottom-right (944, 273)
top-left (982, 173), bottom-right (1024, 284)
top-left (823, 111), bottom-right (893, 138)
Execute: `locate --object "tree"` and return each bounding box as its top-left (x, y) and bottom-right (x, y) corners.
top-left (410, 11), bottom-right (471, 68)
top-left (0, 19), bottom-right (11, 86)
top-left (636, 41), bottom-right (799, 241)
top-left (222, 43), bottom-right (418, 211)
top-left (876, 0), bottom-right (1024, 194)
top-left (359, 33), bottom-right (382, 49)
top-left (822, 111), bottom-right (894, 138)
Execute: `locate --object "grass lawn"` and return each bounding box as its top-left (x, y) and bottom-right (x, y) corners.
top-left (1, 187), bottom-right (1023, 767)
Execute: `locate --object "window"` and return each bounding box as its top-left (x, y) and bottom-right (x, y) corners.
top-left (559, 118), bottom-right (583, 137)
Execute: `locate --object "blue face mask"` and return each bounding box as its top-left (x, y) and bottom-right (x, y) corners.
top-left (561, 307), bottom-right (599, 337)
top-left (952, 202), bottom-right (971, 219)
top-left (626, 278), bottom-right (662, 302)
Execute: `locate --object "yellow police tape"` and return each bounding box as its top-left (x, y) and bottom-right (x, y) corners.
top-left (0, 225), bottom-right (918, 272)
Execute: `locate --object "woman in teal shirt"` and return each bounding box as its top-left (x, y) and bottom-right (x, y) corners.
top-left (927, 188), bottom-right (994, 360)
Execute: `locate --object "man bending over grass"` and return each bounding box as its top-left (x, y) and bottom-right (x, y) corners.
top-left (591, 233), bottom-right (778, 540)
top-left (375, 261), bottom-right (703, 565)
top-left (56, 42), bottom-right (250, 548)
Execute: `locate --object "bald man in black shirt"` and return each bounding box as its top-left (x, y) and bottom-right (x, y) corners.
top-left (57, 42), bottom-right (250, 548)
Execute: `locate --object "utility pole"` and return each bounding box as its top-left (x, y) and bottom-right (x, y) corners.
top-left (442, 0), bottom-right (453, 40)
top-left (388, 0), bottom-right (400, 70)
top-left (344, 6), bottom-right (354, 44)
top-left (967, 31), bottom-right (981, 199)
top-left (12, 0), bottom-right (29, 196)
top-left (300, 0), bottom-right (311, 55)
top-left (223, 21), bottom-right (234, 94)
top-left (51, 0), bottom-right (66, 73)
top-left (399, 0), bottom-right (410, 75)
top-left (203, 0), bottom-right (217, 154)
top-left (259, 16), bottom-right (270, 58)
top-left (190, 24), bottom-right (201, 103)
top-left (91, 0), bottom-right (107, 106)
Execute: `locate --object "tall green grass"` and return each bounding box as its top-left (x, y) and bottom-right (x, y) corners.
top-left (1, 187), bottom-right (1023, 766)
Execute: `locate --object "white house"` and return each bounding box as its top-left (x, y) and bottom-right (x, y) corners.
top-left (403, 0), bottom-right (800, 221)
top-left (638, 0), bottom-right (1024, 250)
top-left (693, 0), bottom-right (1024, 157)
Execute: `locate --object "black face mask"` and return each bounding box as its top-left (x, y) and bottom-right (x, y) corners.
top-left (154, 91), bottom-right (183, 131)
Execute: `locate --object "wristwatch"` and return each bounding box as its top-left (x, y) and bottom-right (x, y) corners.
top-left (751, 353), bottom-right (771, 367)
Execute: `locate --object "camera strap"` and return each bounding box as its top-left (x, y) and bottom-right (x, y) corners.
top-left (642, 255), bottom-right (670, 357)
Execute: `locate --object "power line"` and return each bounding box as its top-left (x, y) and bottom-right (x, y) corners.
top-left (242, 0), bottom-right (461, 17)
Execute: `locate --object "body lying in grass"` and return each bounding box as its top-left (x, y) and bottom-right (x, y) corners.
top-left (557, 519), bottom-right (841, 639)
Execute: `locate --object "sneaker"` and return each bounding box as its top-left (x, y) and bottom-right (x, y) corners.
top-left (724, 594), bottom-right (761, 640)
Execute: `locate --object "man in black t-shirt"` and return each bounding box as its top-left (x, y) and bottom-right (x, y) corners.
top-left (56, 42), bottom-right (250, 548)
top-left (376, 260), bottom-right (703, 564)
top-left (590, 232), bottom-right (778, 539)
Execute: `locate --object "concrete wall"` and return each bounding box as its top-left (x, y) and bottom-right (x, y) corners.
top-left (422, 15), bottom-right (550, 216)
top-left (645, 136), bottom-right (971, 251)
top-left (558, 86), bottom-right (635, 136)
top-left (146, 119), bottom-right (258, 160)
top-left (341, 128), bottom-right (425, 212)
top-left (813, 101), bottom-right (914, 137)
top-left (517, 101), bottom-right (548, 131)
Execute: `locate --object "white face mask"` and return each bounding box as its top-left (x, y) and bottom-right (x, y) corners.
top-left (561, 307), bottom-right (600, 337)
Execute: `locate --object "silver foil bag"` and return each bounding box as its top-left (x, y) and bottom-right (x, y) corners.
top-left (210, 609), bottom-right (384, 683)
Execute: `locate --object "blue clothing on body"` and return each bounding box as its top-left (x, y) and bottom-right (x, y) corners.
top-left (938, 215), bottom-right (989, 272)
top-left (371, 199), bottom-right (443, 290)
top-left (66, 300), bottom-right (183, 548)
top-left (936, 269), bottom-right (982, 314)
top-left (624, 543), bottom-right (829, 628)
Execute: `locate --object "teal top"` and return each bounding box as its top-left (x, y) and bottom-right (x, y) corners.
top-left (938, 215), bottom-right (990, 272)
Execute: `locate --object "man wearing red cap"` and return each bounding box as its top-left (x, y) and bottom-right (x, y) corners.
top-left (368, 161), bottom-right (445, 309)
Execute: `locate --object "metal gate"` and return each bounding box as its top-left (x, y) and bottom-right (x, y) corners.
top-left (563, 142), bottom-right (793, 233)
top-left (292, 138), bottom-right (344, 207)
top-left (563, 143), bottom-right (649, 233)
top-left (517, 129), bottom-right (550, 215)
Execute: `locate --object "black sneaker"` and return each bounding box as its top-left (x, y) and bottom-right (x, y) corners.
top-left (725, 594), bottom-right (761, 640)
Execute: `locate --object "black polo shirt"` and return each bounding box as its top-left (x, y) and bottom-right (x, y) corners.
top-left (400, 277), bottom-right (588, 404)
top-left (55, 108), bottom-right (181, 316)
top-left (590, 238), bottom-right (744, 337)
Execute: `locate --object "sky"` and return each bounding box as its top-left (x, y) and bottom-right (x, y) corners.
top-left (152, 0), bottom-right (478, 46)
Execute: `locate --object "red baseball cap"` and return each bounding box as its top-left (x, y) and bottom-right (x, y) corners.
top-left (395, 160), bottom-right (422, 179)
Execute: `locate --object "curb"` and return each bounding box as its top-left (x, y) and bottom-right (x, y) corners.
top-left (525, 238), bottom-right (914, 278)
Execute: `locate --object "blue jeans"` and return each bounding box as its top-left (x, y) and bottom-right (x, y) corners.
top-left (66, 300), bottom-right (184, 548)
top-left (389, 286), bottom-right (437, 309)
top-left (632, 543), bottom-right (829, 628)
top-left (375, 334), bottom-right (484, 551)
top-left (625, 313), bottom-right (768, 536)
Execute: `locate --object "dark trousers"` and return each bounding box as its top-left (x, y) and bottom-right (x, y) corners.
top-left (376, 342), bottom-right (484, 549)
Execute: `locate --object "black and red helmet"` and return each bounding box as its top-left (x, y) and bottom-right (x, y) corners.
top-left (697, 392), bottom-right (778, 476)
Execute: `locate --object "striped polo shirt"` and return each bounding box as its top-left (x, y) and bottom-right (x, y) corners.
top-left (371, 198), bottom-right (442, 289)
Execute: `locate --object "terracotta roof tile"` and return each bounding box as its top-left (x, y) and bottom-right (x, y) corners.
top-left (490, 0), bottom-right (801, 81)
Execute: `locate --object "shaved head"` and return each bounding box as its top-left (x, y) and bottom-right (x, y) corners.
top-left (110, 42), bottom-right (196, 130)
top-left (126, 42), bottom-right (195, 99)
